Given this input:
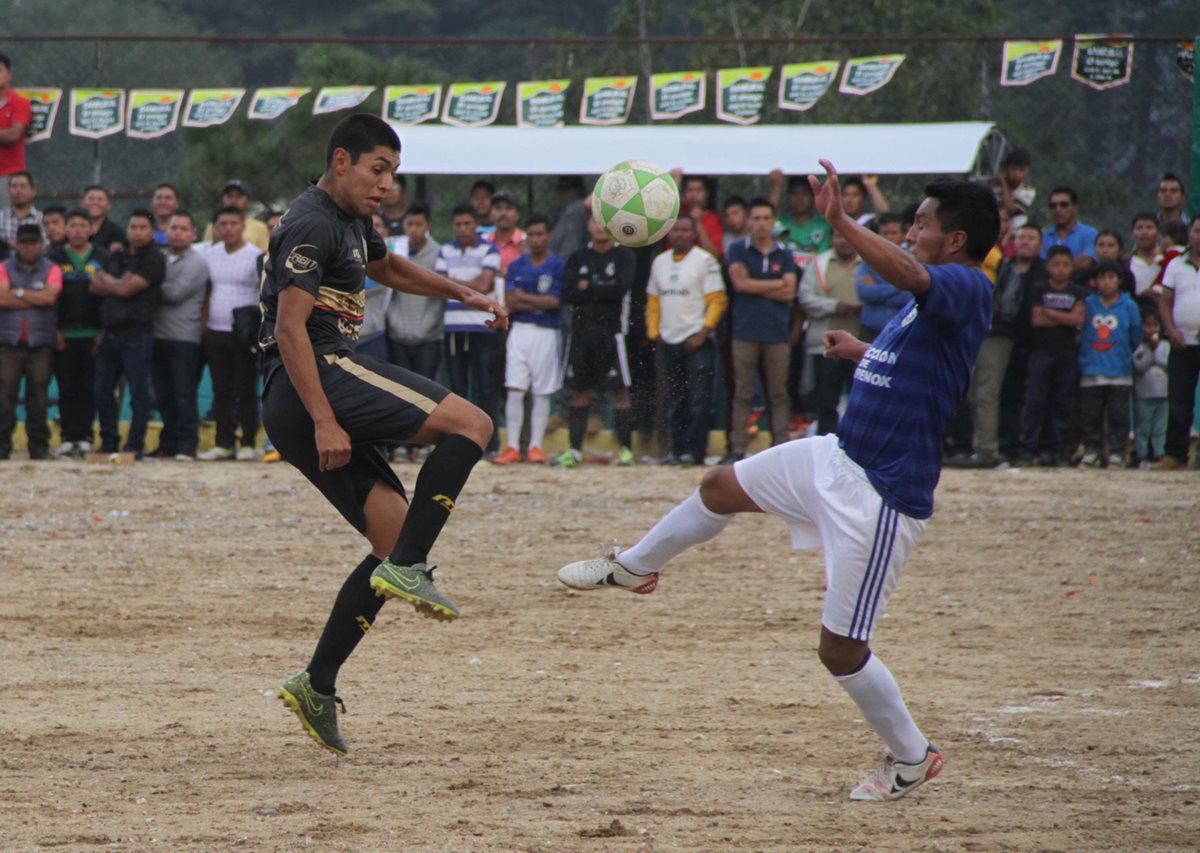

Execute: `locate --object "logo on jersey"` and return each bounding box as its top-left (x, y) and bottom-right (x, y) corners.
top-left (604, 261), bottom-right (615, 277)
top-left (537, 274), bottom-right (553, 294)
top-left (432, 494), bottom-right (455, 511)
top-left (285, 245), bottom-right (319, 274)
top-left (900, 304), bottom-right (918, 327)
top-left (1091, 314), bottom-right (1119, 352)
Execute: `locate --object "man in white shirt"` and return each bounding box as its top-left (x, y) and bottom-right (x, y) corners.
top-left (1156, 213), bottom-right (1200, 469)
top-left (200, 206), bottom-right (263, 460)
top-left (1127, 212), bottom-right (1163, 298)
top-left (646, 216), bottom-right (726, 464)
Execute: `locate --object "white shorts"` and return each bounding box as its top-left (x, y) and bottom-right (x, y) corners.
top-left (732, 433), bottom-right (927, 642)
top-left (505, 323), bottom-right (562, 395)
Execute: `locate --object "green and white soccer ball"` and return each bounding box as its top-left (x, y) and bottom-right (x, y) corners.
top-left (592, 160), bottom-right (680, 248)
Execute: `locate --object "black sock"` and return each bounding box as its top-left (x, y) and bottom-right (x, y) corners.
top-left (390, 433), bottom-right (483, 566)
top-left (568, 405), bottom-right (589, 451)
top-left (307, 554), bottom-right (384, 695)
top-left (615, 407), bottom-right (635, 449)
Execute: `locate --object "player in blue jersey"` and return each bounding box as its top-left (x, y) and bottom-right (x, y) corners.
top-left (557, 160), bottom-right (999, 802)
top-left (494, 214), bottom-right (565, 465)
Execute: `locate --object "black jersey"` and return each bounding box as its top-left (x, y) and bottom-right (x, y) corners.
top-left (259, 185), bottom-right (388, 369)
top-left (562, 244), bottom-right (635, 334)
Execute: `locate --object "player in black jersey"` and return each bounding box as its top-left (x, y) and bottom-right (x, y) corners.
top-left (268, 114), bottom-right (507, 755)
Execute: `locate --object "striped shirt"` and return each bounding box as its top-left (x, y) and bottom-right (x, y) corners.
top-left (203, 241), bottom-right (262, 332)
top-left (435, 237), bottom-right (502, 333)
top-left (0, 206), bottom-right (42, 243)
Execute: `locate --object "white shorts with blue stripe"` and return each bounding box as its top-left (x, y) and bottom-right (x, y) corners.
top-left (732, 433), bottom-right (926, 642)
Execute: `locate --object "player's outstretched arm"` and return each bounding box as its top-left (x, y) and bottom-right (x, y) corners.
top-left (809, 159), bottom-right (931, 297)
top-left (823, 329), bottom-right (870, 363)
top-left (368, 253), bottom-right (509, 329)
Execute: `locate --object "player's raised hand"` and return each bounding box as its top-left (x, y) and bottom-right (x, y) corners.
top-left (808, 159), bottom-right (845, 226)
top-left (461, 289), bottom-right (510, 330)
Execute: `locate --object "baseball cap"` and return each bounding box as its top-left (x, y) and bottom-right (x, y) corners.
top-left (221, 180), bottom-right (250, 196)
top-left (15, 224), bottom-right (42, 242)
top-left (490, 190), bottom-right (519, 209)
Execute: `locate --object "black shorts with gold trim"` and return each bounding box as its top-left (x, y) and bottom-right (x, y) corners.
top-left (262, 350), bottom-right (450, 533)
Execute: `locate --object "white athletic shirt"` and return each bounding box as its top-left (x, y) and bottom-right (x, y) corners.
top-left (203, 242), bottom-right (262, 332)
top-left (1163, 253), bottom-right (1200, 345)
top-left (646, 245), bottom-right (723, 345)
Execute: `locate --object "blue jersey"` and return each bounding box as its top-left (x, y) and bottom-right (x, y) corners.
top-left (506, 253), bottom-right (565, 328)
top-left (837, 263), bottom-right (992, 519)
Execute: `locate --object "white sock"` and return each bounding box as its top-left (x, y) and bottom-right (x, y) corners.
top-left (833, 653), bottom-right (928, 765)
top-left (529, 394), bottom-right (551, 449)
top-left (618, 489), bottom-right (733, 575)
top-left (504, 390), bottom-right (526, 450)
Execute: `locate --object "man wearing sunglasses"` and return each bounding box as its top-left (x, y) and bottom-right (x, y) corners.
top-left (1041, 186), bottom-right (1098, 272)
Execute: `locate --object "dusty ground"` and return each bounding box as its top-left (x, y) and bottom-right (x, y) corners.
top-left (0, 455), bottom-right (1197, 852)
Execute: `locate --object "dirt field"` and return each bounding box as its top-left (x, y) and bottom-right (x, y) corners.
top-left (0, 455), bottom-right (1197, 852)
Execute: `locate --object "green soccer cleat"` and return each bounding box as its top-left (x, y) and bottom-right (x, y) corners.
top-left (553, 448), bottom-right (582, 468)
top-left (617, 446), bottom-right (635, 466)
top-left (369, 560), bottom-right (460, 621)
top-left (278, 671), bottom-right (348, 756)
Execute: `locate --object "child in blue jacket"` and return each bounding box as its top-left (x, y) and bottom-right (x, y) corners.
top-left (1078, 261), bottom-right (1142, 467)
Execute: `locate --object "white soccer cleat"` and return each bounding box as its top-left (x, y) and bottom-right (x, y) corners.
top-left (849, 745), bottom-right (943, 802)
top-left (557, 553), bottom-right (658, 595)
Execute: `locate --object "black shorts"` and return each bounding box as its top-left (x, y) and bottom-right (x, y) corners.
top-left (565, 325), bottom-right (630, 392)
top-left (262, 350), bottom-right (450, 533)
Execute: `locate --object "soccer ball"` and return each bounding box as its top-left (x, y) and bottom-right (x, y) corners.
top-left (592, 160), bottom-right (680, 248)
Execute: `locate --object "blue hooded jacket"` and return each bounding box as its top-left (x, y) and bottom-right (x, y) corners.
top-left (1079, 291), bottom-right (1142, 378)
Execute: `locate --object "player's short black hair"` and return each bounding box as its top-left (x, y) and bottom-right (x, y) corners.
top-left (875, 211), bottom-right (903, 229)
top-left (8, 170), bottom-right (33, 187)
top-left (1048, 185), bottom-right (1078, 205)
top-left (128, 208), bottom-right (155, 227)
top-left (525, 213), bottom-right (550, 230)
top-left (65, 207), bottom-right (90, 224)
top-left (470, 179), bottom-right (495, 195)
top-left (1161, 172), bottom-right (1186, 191)
top-left (451, 204), bottom-right (478, 221)
top-left (1131, 211), bottom-right (1159, 229)
top-left (155, 181), bottom-right (178, 195)
top-left (722, 194), bottom-right (749, 211)
top-left (169, 209), bottom-right (195, 226)
top-left (1096, 229), bottom-right (1123, 251)
top-left (923, 180), bottom-right (1000, 263)
top-left (1017, 221), bottom-right (1043, 234)
top-left (1002, 147), bottom-right (1032, 168)
top-left (325, 114), bottom-right (400, 168)
top-left (405, 201), bottom-right (431, 220)
top-left (1163, 219), bottom-right (1189, 243)
top-left (41, 205), bottom-right (65, 218)
top-left (1092, 260), bottom-right (1124, 280)
top-left (842, 175), bottom-right (866, 194)
top-left (786, 175), bottom-right (812, 194)
top-left (748, 196), bottom-right (776, 216)
top-left (214, 205), bottom-right (245, 221)
top-left (83, 184), bottom-right (111, 199)
top-left (1045, 245), bottom-right (1073, 262)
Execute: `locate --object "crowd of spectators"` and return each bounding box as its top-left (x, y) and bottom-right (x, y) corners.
top-left (0, 51), bottom-right (1196, 471)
